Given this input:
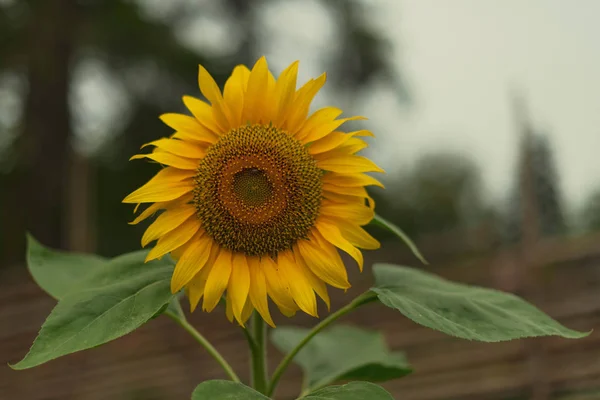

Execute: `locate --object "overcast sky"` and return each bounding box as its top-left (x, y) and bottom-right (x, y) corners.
top-left (371, 0), bottom-right (600, 208)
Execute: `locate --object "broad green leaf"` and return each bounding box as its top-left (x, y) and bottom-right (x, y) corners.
top-left (271, 325), bottom-right (411, 391)
top-left (303, 382), bottom-right (394, 400)
top-left (11, 251), bottom-right (175, 369)
top-left (26, 235), bottom-right (107, 299)
top-left (371, 264), bottom-right (590, 342)
top-left (371, 214), bottom-right (427, 264)
top-left (191, 380), bottom-right (268, 400)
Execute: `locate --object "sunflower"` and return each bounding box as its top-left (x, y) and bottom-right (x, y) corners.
top-left (123, 57), bottom-right (384, 327)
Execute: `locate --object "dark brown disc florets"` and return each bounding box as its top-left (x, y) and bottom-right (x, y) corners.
top-left (194, 124), bottom-right (322, 257)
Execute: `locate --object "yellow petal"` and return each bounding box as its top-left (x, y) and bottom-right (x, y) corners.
top-left (171, 233), bottom-right (212, 293)
top-left (188, 244), bottom-right (220, 312)
top-left (123, 169), bottom-right (194, 204)
top-left (273, 61), bottom-right (300, 127)
top-left (145, 217), bottom-right (200, 262)
top-left (223, 65), bottom-right (250, 127)
top-left (296, 234), bottom-right (350, 290)
top-left (334, 137), bottom-right (369, 155)
top-left (322, 191), bottom-right (365, 205)
top-left (130, 152), bottom-right (199, 170)
top-left (277, 303), bottom-right (298, 318)
top-left (203, 249), bottom-right (233, 312)
top-left (285, 73), bottom-right (327, 134)
top-left (187, 260), bottom-right (213, 312)
top-left (262, 256), bottom-right (297, 312)
top-left (322, 172), bottom-right (384, 188)
top-left (225, 292), bottom-right (234, 323)
top-left (316, 219), bottom-right (364, 271)
top-left (323, 183), bottom-right (368, 198)
top-left (335, 219), bottom-right (380, 250)
top-left (170, 132), bottom-right (211, 147)
top-left (160, 113), bottom-right (219, 143)
top-left (141, 205), bottom-right (196, 247)
top-left (130, 195), bottom-right (192, 227)
top-left (301, 116), bottom-right (367, 144)
top-left (295, 106), bottom-right (342, 141)
top-left (247, 257), bottom-right (275, 327)
top-left (308, 129), bottom-right (372, 154)
top-left (293, 244), bottom-right (330, 310)
top-left (263, 70), bottom-right (278, 123)
top-left (129, 202), bottom-right (164, 225)
top-left (320, 201), bottom-right (374, 225)
top-left (182, 96), bottom-right (223, 135)
top-left (142, 138), bottom-right (206, 160)
top-left (278, 251), bottom-right (318, 317)
top-left (228, 253), bottom-right (251, 326)
top-left (317, 155), bottom-right (384, 174)
top-left (308, 131), bottom-right (349, 154)
top-left (313, 139), bottom-right (369, 161)
top-left (198, 64), bottom-right (234, 131)
top-left (352, 129), bottom-right (375, 138)
top-left (170, 240), bottom-right (189, 261)
top-left (243, 56), bottom-right (270, 123)
top-left (240, 297), bottom-right (254, 326)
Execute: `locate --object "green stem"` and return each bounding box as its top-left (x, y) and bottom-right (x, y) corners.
top-left (266, 291), bottom-right (377, 397)
top-left (165, 310), bottom-right (241, 383)
top-left (250, 312), bottom-right (268, 394)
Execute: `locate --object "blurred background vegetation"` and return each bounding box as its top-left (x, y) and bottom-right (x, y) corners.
top-left (2, 0), bottom-right (598, 267)
top-left (0, 0), bottom-right (411, 264)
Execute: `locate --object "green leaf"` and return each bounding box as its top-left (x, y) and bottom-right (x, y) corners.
top-left (371, 264), bottom-right (591, 342)
top-left (271, 325), bottom-right (411, 392)
top-left (303, 382), bottom-right (394, 400)
top-left (11, 251), bottom-right (175, 369)
top-left (191, 380), bottom-right (268, 400)
top-left (371, 214), bottom-right (427, 264)
top-left (26, 234), bottom-right (107, 299)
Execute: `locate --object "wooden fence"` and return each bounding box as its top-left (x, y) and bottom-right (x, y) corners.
top-left (1, 232), bottom-right (599, 400)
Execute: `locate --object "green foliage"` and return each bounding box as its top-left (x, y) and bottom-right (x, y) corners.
top-left (371, 214), bottom-right (427, 264)
top-left (371, 264), bottom-right (589, 342)
top-left (579, 188), bottom-right (600, 233)
top-left (373, 152), bottom-right (489, 238)
top-left (191, 380), bottom-right (268, 400)
top-left (26, 234), bottom-right (107, 299)
top-left (12, 242), bottom-right (175, 369)
top-left (303, 382), bottom-right (394, 400)
top-left (191, 380), bottom-right (394, 400)
top-left (271, 325), bottom-right (410, 392)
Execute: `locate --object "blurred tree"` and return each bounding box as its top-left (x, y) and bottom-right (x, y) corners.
top-left (579, 189), bottom-right (600, 233)
top-left (504, 133), bottom-right (567, 243)
top-left (502, 92), bottom-right (567, 244)
top-left (325, 0), bottom-right (408, 101)
top-left (1, 0), bottom-right (76, 264)
top-left (373, 152), bottom-right (489, 237)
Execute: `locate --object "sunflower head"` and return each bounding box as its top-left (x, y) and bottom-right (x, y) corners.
top-left (124, 57), bottom-right (384, 327)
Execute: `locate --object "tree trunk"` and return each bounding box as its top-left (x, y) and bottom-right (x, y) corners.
top-left (14, 0), bottom-right (76, 256)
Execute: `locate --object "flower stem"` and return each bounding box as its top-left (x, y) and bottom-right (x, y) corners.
top-left (165, 310), bottom-right (241, 383)
top-left (250, 312), bottom-right (268, 394)
top-left (266, 291), bottom-right (377, 397)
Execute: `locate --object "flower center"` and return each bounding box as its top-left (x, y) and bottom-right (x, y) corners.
top-left (194, 124), bottom-right (322, 257)
top-left (232, 168), bottom-right (273, 207)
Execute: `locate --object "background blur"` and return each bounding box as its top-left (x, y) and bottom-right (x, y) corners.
top-left (1, 0), bottom-right (600, 399)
